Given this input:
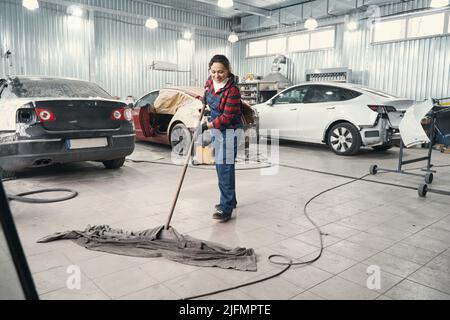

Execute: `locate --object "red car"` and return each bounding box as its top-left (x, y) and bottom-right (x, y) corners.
top-left (131, 87), bottom-right (258, 154)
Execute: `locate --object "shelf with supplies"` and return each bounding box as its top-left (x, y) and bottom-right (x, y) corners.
top-left (237, 81), bottom-right (278, 105)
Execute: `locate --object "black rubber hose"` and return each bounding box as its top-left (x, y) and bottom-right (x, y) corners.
top-left (7, 188), bottom-right (78, 203)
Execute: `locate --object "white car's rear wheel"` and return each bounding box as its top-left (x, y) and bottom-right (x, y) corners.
top-left (327, 123), bottom-right (361, 156)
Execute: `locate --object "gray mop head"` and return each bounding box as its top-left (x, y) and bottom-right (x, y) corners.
top-left (38, 225), bottom-right (257, 271)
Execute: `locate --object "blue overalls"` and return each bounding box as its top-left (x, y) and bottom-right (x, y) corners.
top-left (206, 90), bottom-right (242, 217)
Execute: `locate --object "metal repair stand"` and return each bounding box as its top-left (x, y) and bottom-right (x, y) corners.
top-left (417, 102), bottom-right (450, 197)
top-left (369, 122), bottom-right (436, 185)
top-left (370, 107), bottom-right (450, 198)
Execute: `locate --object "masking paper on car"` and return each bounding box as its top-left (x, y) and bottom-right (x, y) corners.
top-left (153, 89), bottom-right (196, 115)
top-left (38, 225), bottom-right (257, 271)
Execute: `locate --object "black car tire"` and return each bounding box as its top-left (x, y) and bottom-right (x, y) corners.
top-left (102, 157), bottom-right (125, 169)
top-left (170, 123), bottom-right (192, 156)
top-left (372, 145), bottom-right (393, 152)
top-left (327, 122), bottom-right (361, 156)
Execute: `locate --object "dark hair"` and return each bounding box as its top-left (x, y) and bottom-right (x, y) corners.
top-left (208, 55), bottom-right (231, 72)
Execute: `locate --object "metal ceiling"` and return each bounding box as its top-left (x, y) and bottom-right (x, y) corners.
top-left (140, 0), bottom-right (313, 18)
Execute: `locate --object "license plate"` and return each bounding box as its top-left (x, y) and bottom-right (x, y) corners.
top-left (66, 137), bottom-right (108, 150)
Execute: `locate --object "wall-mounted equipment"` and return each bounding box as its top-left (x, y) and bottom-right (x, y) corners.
top-left (306, 67), bottom-right (352, 82)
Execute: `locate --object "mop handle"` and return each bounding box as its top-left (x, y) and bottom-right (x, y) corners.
top-left (164, 103), bottom-right (208, 230)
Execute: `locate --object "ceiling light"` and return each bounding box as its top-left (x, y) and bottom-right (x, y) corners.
top-left (304, 17), bottom-right (318, 30)
top-left (183, 30), bottom-right (192, 40)
top-left (67, 5), bottom-right (83, 17)
top-left (347, 20), bottom-right (358, 31)
top-left (145, 18), bottom-right (158, 29)
top-left (22, 0), bottom-right (39, 10)
top-left (430, 0), bottom-right (449, 8)
top-left (218, 0), bottom-right (233, 9)
top-left (228, 32), bottom-right (239, 43)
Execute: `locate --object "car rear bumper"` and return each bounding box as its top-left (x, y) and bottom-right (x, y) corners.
top-left (360, 115), bottom-right (401, 147)
top-left (0, 134), bottom-right (135, 171)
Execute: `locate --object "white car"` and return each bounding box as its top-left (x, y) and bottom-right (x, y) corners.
top-left (253, 82), bottom-right (414, 156)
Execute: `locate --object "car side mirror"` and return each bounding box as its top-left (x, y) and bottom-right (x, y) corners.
top-left (266, 100), bottom-right (274, 106)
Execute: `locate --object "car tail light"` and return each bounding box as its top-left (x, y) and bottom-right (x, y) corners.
top-left (111, 108), bottom-right (132, 121)
top-left (35, 108), bottom-right (56, 122)
top-left (367, 105), bottom-right (397, 112)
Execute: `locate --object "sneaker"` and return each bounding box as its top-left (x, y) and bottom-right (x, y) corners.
top-left (212, 209), bottom-right (232, 222)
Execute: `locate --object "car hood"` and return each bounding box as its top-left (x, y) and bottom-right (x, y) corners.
top-left (399, 99), bottom-right (433, 147)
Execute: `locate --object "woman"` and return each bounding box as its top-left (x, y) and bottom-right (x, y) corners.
top-left (202, 55), bottom-right (243, 222)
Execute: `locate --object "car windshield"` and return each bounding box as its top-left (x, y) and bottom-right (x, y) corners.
top-left (5, 77), bottom-right (112, 99)
top-left (359, 87), bottom-right (398, 99)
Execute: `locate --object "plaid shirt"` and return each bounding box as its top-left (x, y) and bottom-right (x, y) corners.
top-left (203, 75), bottom-right (242, 129)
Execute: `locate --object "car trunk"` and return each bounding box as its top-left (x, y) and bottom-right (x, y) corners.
top-left (383, 98), bottom-right (415, 128)
top-left (34, 100), bottom-right (125, 131)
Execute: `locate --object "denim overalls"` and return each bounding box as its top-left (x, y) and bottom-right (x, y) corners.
top-left (206, 90), bottom-right (242, 217)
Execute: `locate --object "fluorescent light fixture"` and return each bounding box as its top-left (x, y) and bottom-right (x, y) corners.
top-left (430, 0), bottom-right (449, 8)
top-left (228, 32), bottom-right (239, 43)
top-left (218, 0), bottom-right (233, 9)
top-left (347, 20), bottom-right (358, 31)
top-left (145, 18), bottom-right (158, 29)
top-left (67, 5), bottom-right (83, 17)
top-left (183, 30), bottom-right (192, 39)
top-left (22, 0), bottom-right (39, 10)
top-left (304, 17), bottom-right (318, 30)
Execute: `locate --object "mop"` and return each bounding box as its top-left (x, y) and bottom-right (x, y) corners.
top-left (38, 103), bottom-right (257, 272)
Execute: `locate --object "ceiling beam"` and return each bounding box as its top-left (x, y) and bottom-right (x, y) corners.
top-left (39, 0), bottom-right (232, 36)
top-left (192, 0), bottom-right (271, 17)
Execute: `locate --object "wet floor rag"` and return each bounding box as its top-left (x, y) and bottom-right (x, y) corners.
top-left (38, 224), bottom-right (257, 271)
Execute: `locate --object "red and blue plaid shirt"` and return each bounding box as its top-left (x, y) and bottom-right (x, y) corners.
top-left (203, 75), bottom-right (242, 129)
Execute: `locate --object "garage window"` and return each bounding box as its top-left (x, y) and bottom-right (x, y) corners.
top-left (407, 12), bottom-right (445, 38)
top-left (247, 27), bottom-right (335, 57)
top-left (247, 40), bottom-right (267, 57)
top-left (372, 9), bottom-right (449, 44)
top-left (267, 37), bottom-right (287, 55)
top-left (310, 29), bottom-right (335, 50)
top-left (373, 19), bottom-right (406, 43)
top-left (288, 33), bottom-right (310, 52)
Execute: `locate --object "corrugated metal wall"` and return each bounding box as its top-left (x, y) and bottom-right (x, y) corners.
top-left (234, 0), bottom-right (450, 101)
top-left (0, 1), bottom-right (91, 79)
top-left (2, 0), bottom-right (448, 100)
top-left (0, 0), bottom-right (231, 98)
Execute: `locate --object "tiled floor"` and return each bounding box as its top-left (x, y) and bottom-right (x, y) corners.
top-left (3, 139), bottom-right (450, 300)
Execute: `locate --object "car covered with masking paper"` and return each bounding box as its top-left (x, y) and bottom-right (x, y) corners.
top-left (131, 87), bottom-right (258, 156)
top-left (0, 76), bottom-right (135, 174)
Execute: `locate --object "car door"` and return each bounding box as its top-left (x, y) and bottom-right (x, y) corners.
top-left (260, 86), bottom-right (309, 139)
top-left (132, 91), bottom-right (159, 137)
top-left (298, 85), bottom-right (351, 142)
